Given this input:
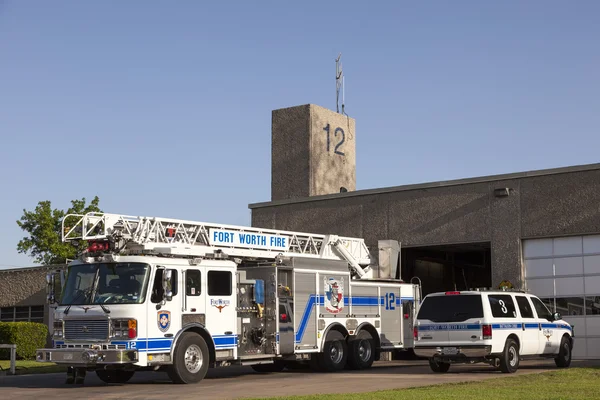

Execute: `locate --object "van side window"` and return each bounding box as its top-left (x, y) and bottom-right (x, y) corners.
top-left (488, 295), bottom-right (517, 318)
top-left (531, 297), bottom-right (552, 320)
top-left (515, 296), bottom-right (534, 318)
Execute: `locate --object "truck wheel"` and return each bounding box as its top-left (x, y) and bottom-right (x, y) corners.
top-left (251, 361), bottom-right (286, 373)
top-left (428, 358), bottom-right (450, 373)
top-left (167, 332), bottom-right (209, 384)
top-left (554, 336), bottom-right (572, 368)
top-left (316, 330), bottom-right (348, 372)
top-left (347, 330), bottom-right (375, 370)
top-left (499, 338), bottom-right (519, 373)
top-left (96, 369), bottom-right (135, 384)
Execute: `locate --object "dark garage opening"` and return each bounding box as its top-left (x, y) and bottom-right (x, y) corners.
top-left (400, 242), bottom-right (491, 296)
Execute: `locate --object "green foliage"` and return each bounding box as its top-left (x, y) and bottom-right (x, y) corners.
top-left (17, 196), bottom-right (101, 265)
top-left (0, 322), bottom-right (48, 360)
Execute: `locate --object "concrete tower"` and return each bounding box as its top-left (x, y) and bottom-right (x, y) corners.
top-left (271, 104), bottom-right (356, 201)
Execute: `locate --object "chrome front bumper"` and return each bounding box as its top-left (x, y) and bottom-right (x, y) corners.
top-left (414, 345), bottom-right (492, 359)
top-left (36, 347), bottom-right (138, 365)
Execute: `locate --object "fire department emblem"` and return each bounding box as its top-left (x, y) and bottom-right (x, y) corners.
top-left (324, 277), bottom-right (344, 314)
top-left (211, 299), bottom-right (230, 313)
top-left (158, 311), bottom-right (171, 332)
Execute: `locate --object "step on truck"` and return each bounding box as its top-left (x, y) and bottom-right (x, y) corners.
top-left (36, 212), bottom-right (421, 384)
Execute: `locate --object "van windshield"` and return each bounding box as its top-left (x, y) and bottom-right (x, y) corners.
top-left (417, 294), bottom-right (483, 322)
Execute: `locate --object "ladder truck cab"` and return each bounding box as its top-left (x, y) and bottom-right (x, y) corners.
top-left (37, 212), bottom-right (421, 384)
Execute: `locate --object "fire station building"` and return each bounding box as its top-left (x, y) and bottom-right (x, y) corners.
top-left (249, 104), bottom-right (600, 360)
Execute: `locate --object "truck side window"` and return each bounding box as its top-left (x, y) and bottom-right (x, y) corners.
top-left (515, 296), bottom-right (534, 318)
top-left (186, 270), bottom-right (201, 296)
top-left (488, 294), bottom-right (517, 318)
top-left (151, 269), bottom-right (178, 303)
top-left (208, 271), bottom-right (232, 296)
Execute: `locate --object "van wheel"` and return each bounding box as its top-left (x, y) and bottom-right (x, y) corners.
top-left (251, 361), bottom-right (286, 373)
top-left (499, 338), bottom-right (519, 373)
top-left (167, 332), bottom-right (209, 384)
top-left (96, 369), bottom-right (135, 384)
top-left (347, 330), bottom-right (375, 370)
top-left (428, 358), bottom-right (450, 373)
top-left (316, 330), bottom-right (348, 372)
top-left (554, 336), bottom-right (572, 368)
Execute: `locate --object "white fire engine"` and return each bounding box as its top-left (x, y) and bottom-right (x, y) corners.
top-left (37, 212), bottom-right (421, 384)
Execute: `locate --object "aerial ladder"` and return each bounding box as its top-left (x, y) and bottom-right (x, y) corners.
top-left (62, 212), bottom-right (375, 279)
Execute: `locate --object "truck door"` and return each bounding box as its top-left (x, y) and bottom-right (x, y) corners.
top-left (147, 267), bottom-right (182, 354)
top-left (205, 267), bottom-right (237, 353)
top-left (182, 268), bottom-right (205, 326)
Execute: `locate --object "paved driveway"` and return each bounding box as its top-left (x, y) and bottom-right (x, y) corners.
top-left (0, 360), bottom-right (584, 400)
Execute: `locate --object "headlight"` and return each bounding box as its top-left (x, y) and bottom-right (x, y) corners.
top-left (53, 320), bottom-right (63, 338)
top-left (111, 319), bottom-right (137, 339)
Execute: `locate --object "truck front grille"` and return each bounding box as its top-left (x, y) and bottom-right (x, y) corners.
top-left (64, 319), bottom-right (109, 341)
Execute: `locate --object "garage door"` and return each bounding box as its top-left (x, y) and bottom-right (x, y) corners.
top-left (523, 235), bottom-right (600, 359)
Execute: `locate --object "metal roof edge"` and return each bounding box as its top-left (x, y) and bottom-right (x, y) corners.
top-left (249, 162), bottom-right (600, 209)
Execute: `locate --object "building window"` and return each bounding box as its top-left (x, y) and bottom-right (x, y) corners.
top-left (0, 305), bottom-right (44, 323)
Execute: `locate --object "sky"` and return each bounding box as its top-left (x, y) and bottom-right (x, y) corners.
top-left (0, 1), bottom-right (599, 269)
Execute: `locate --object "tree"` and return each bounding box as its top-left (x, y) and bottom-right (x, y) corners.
top-left (17, 196), bottom-right (102, 265)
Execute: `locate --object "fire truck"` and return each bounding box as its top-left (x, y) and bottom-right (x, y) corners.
top-left (36, 212), bottom-right (421, 384)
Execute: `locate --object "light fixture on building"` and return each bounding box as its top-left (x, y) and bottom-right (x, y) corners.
top-left (494, 188), bottom-right (512, 197)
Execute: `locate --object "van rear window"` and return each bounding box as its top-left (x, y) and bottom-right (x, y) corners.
top-left (417, 294), bottom-right (483, 322)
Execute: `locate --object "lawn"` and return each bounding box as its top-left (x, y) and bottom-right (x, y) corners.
top-left (0, 360), bottom-right (66, 375)
top-left (253, 367), bottom-right (600, 400)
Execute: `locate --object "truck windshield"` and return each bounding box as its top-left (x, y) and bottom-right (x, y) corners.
top-left (60, 263), bottom-right (151, 305)
top-left (417, 294), bottom-right (484, 322)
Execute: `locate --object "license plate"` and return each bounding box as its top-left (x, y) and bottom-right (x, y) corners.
top-left (442, 347), bottom-right (458, 355)
top-left (63, 353), bottom-right (73, 360)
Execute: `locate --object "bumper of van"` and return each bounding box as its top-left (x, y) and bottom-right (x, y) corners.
top-left (414, 345), bottom-right (492, 359)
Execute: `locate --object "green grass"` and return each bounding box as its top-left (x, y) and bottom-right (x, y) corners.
top-left (252, 368), bottom-right (600, 400)
top-left (0, 360), bottom-right (66, 375)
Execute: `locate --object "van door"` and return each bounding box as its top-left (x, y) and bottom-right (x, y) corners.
top-left (514, 295), bottom-right (540, 355)
top-left (416, 293), bottom-right (484, 350)
top-left (530, 296), bottom-right (560, 354)
top-left (486, 294), bottom-right (522, 351)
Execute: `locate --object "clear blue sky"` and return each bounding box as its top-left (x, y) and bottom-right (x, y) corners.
top-left (1, 1), bottom-right (599, 269)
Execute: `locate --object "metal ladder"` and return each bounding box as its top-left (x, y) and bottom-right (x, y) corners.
top-left (62, 212), bottom-right (372, 267)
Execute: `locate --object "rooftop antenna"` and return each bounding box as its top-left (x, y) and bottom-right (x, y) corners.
top-left (335, 53), bottom-right (346, 115)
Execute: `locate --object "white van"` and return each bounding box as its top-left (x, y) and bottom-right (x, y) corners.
top-left (414, 290), bottom-right (573, 373)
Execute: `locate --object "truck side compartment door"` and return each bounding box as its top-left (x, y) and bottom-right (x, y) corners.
top-left (205, 268), bottom-right (237, 355)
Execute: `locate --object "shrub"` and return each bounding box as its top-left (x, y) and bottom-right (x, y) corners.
top-left (0, 322), bottom-right (48, 360)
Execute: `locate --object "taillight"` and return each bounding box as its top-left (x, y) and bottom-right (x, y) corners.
top-left (413, 326), bottom-right (418, 340)
top-left (482, 324), bottom-right (492, 339)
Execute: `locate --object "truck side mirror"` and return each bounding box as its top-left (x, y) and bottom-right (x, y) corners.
top-left (162, 269), bottom-right (173, 302)
top-left (46, 273), bottom-right (56, 304)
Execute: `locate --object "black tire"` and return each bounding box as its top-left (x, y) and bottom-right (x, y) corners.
top-left (428, 358), bottom-right (451, 373)
top-left (167, 332), bottom-right (210, 384)
top-left (96, 369), bottom-right (135, 384)
top-left (251, 361), bottom-right (286, 373)
top-left (347, 330), bottom-right (375, 370)
top-left (499, 338), bottom-right (520, 373)
top-left (555, 336), bottom-right (572, 368)
top-left (315, 330), bottom-right (348, 372)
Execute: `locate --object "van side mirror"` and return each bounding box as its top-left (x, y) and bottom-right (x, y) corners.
top-left (552, 312), bottom-right (561, 321)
